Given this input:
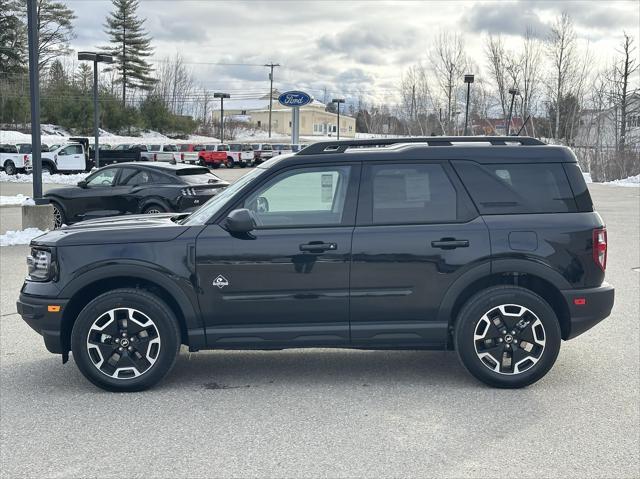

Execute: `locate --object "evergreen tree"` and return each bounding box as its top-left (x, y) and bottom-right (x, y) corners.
top-left (103, 0), bottom-right (156, 106)
top-left (0, 0), bottom-right (26, 74)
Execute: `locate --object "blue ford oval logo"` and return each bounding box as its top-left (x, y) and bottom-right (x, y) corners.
top-left (278, 91), bottom-right (312, 107)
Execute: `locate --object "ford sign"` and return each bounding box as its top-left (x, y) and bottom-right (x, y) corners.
top-left (278, 91), bottom-right (312, 107)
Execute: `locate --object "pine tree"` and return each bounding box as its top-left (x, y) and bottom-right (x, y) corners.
top-left (0, 0), bottom-right (26, 74)
top-left (103, 0), bottom-right (156, 106)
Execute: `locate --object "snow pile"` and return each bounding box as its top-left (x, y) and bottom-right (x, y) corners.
top-left (0, 194), bottom-right (34, 206)
top-left (603, 174), bottom-right (640, 187)
top-left (0, 228), bottom-right (46, 246)
top-left (0, 171), bottom-right (88, 185)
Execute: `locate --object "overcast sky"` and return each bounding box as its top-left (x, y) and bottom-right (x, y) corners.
top-left (67, 0), bottom-right (639, 105)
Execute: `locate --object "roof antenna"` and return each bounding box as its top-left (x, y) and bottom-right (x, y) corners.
top-left (515, 116), bottom-right (531, 136)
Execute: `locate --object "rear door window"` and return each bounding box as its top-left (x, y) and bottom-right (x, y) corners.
top-left (367, 163), bottom-right (461, 224)
top-left (453, 161), bottom-right (577, 214)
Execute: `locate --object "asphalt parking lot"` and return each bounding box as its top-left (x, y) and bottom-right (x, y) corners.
top-left (0, 178), bottom-right (638, 478)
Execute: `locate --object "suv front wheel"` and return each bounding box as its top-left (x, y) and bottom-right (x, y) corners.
top-left (71, 289), bottom-right (181, 391)
top-left (454, 286), bottom-right (561, 388)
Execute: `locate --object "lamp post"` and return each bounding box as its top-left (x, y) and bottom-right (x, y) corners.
top-left (78, 52), bottom-right (113, 169)
top-left (463, 74), bottom-right (474, 136)
top-left (26, 0), bottom-right (43, 202)
top-left (214, 92), bottom-right (230, 141)
top-left (332, 98), bottom-right (345, 139)
top-left (506, 88), bottom-right (519, 136)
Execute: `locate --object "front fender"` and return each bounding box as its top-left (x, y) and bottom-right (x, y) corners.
top-left (59, 260), bottom-right (205, 348)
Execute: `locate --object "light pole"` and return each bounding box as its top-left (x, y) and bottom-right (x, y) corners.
top-left (264, 63), bottom-right (279, 138)
top-left (26, 0), bottom-right (43, 202)
top-left (214, 92), bottom-right (230, 141)
top-left (78, 51), bottom-right (113, 169)
top-left (332, 98), bottom-right (345, 139)
top-left (463, 74), bottom-right (474, 136)
top-left (506, 88), bottom-right (519, 136)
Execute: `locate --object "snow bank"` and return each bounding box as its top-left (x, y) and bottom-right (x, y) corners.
top-left (603, 174), bottom-right (640, 187)
top-left (0, 228), bottom-right (46, 246)
top-left (0, 171), bottom-right (88, 185)
top-left (0, 194), bottom-right (34, 206)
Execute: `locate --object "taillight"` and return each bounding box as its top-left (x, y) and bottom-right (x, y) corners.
top-left (593, 227), bottom-right (607, 271)
top-left (153, 153), bottom-right (157, 161)
top-left (181, 153), bottom-right (184, 161)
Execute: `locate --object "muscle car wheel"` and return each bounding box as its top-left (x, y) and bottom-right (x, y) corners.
top-left (71, 289), bottom-right (180, 391)
top-left (454, 286), bottom-right (561, 389)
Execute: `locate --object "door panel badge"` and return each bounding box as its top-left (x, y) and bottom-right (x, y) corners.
top-left (213, 275), bottom-right (230, 289)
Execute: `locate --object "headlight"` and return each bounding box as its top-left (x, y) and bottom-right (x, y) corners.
top-left (26, 248), bottom-right (54, 281)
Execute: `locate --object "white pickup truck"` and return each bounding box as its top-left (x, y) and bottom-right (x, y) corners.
top-left (36, 143), bottom-right (88, 173)
top-left (145, 144), bottom-right (178, 163)
top-left (0, 144), bottom-right (31, 175)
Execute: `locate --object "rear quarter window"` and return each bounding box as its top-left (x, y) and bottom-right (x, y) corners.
top-left (453, 161), bottom-right (577, 214)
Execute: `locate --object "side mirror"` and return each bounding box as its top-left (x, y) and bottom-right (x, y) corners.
top-left (225, 208), bottom-right (256, 233)
top-left (77, 180), bottom-right (88, 188)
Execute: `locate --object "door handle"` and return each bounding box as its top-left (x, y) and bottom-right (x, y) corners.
top-left (299, 242), bottom-right (337, 253)
top-left (431, 238), bottom-right (469, 249)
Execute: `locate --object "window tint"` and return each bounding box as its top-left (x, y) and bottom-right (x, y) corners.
top-left (179, 144), bottom-right (191, 152)
top-left (123, 169), bottom-right (155, 185)
top-left (205, 145), bottom-right (217, 151)
top-left (218, 144), bottom-right (230, 151)
top-left (370, 164), bottom-right (458, 224)
top-left (163, 144), bottom-right (178, 152)
top-left (244, 166), bottom-right (351, 227)
top-left (118, 167), bottom-right (138, 184)
top-left (229, 144), bottom-right (241, 151)
top-left (87, 168), bottom-right (118, 187)
top-left (452, 161), bottom-right (577, 214)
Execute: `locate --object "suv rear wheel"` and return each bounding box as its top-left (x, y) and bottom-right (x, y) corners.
top-left (4, 161), bottom-right (17, 175)
top-left (71, 289), bottom-right (181, 391)
top-left (454, 286), bottom-right (561, 388)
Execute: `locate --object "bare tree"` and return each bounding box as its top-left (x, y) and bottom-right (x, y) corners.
top-left (485, 34), bottom-right (509, 118)
top-left (614, 33), bottom-right (638, 152)
top-left (430, 32), bottom-right (467, 134)
top-left (546, 12), bottom-right (577, 140)
top-left (155, 53), bottom-right (195, 116)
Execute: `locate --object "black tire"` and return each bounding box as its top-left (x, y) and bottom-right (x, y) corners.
top-left (51, 201), bottom-right (66, 229)
top-left (42, 162), bottom-right (55, 174)
top-left (454, 286), bottom-right (561, 389)
top-left (4, 161), bottom-right (17, 175)
top-left (240, 162), bottom-right (247, 168)
top-left (198, 158), bottom-right (205, 166)
top-left (211, 163), bottom-right (220, 169)
top-left (142, 204), bottom-right (166, 214)
top-left (227, 157), bottom-right (235, 168)
top-left (71, 289), bottom-right (181, 392)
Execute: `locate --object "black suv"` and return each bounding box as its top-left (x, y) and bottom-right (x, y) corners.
top-left (17, 137), bottom-right (614, 391)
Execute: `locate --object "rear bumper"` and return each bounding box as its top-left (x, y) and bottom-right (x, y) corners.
top-left (562, 282), bottom-right (615, 339)
top-left (17, 293), bottom-right (69, 354)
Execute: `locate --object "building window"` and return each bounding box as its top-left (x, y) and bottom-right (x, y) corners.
top-left (289, 121), bottom-right (292, 127)
top-left (257, 120), bottom-right (262, 127)
top-left (349, 125), bottom-right (353, 132)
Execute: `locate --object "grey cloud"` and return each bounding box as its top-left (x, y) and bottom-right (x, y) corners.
top-left (523, 1), bottom-right (638, 31)
top-left (463, 3), bottom-right (551, 39)
top-left (318, 22), bottom-right (418, 56)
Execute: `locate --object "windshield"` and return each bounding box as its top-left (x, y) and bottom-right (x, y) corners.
top-left (182, 167), bottom-right (265, 225)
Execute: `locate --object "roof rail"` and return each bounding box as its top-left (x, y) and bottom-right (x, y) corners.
top-left (296, 136), bottom-right (546, 155)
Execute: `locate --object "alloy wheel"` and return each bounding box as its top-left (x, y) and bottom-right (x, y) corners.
top-left (145, 208), bottom-right (162, 214)
top-left (86, 308), bottom-right (161, 380)
top-left (473, 304), bottom-right (546, 375)
top-left (52, 205), bottom-right (63, 228)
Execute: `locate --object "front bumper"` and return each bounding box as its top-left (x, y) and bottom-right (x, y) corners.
top-left (562, 282), bottom-right (615, 339)
top-left (17, 293), bottom-right (69, 354)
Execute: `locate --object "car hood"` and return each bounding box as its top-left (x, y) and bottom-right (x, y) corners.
top-left (32, 213), bottom-right (191, 247)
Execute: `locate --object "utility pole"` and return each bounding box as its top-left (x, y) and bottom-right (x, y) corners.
top-left (264, 63), bottom-right (280, 138)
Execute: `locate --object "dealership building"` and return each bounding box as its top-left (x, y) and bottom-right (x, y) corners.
top-left (214, 91), bottom-right (357, 138)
